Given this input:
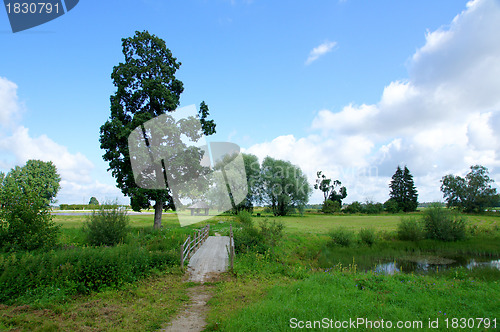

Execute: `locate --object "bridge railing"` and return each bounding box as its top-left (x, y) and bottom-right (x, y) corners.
top-left (227, 224), bottom-right (235, 271)
top-left (180, 224), bottom-right (210, 268)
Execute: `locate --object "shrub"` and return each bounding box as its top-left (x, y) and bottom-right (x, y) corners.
top-left (236, 210), bottom-right (253, 226)
top-left (233, 217), bottom-right (284, 254)
top-left (0, 190), bottom-right (59, 252)
top-left (384, 199), bottom-right (400, 213)
top-left (0, 243), bottom-right (179, 303)
top-left (422, 205), bottom-right (467, 241)
top-left (83, 204), bottom-right (130, 246)
top-left (344, 201), bottom-right (363, 214)
top-left (322, 200), bottom-right (341, 214)
top-left (329, 227), bottom-right (355, 247)
top-left (359, 227), bottom-right (376, 246)
top-left (397, 217), bottom-right (424, 241)
top-left (364, 202), bottom-right (384, 214)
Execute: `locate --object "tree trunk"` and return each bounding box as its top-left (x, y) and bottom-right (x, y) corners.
top-left (154, 201), bottom-right (163, 229)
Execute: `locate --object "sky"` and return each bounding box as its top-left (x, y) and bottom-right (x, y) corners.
top-left (1, 0), bottom-right (500, 205)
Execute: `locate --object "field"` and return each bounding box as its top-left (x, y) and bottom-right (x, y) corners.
top-left (1, 211), bottom-right (499, 331)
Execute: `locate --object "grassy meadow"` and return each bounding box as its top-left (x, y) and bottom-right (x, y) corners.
top-left (0, 210), bottom-right (499, 331)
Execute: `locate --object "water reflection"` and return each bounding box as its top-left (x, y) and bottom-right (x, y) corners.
top-left (374, 258), bottom-right (500, 275)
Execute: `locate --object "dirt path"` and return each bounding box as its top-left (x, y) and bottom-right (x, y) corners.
top-left (160, 286), bottom-right (212, 332)
top-left (160, 236), bottom-right (230, 331)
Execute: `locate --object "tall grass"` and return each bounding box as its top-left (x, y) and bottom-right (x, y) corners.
top-left (214, 271), bottom-right (500, 331)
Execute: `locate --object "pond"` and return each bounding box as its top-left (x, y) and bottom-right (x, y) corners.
top-left (374, 256), bottom-right (500, 275)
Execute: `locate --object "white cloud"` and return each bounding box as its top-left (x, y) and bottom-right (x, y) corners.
top-left (305, 41), bottom-right (337, 65)
top-left (247, 0), bottom-right (500, 203)
top-left (0, 77), bottom-right (124, 204)
top-left (0, 77), bottom-right (22, 128)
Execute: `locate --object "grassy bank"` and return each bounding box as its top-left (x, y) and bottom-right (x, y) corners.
top-left (0, 211), bottom-right (499, 331)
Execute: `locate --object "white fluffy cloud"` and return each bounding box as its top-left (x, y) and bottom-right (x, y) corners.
top-left (0, 77), bottom-right (122, 204)
top-left (248, 0), bottom-right (500, 203)
top-left (0, 77), bottom-right (22, 127)
top-left (306, 41), bottom-right (337, 65)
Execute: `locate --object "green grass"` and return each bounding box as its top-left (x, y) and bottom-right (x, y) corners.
top-left (1, 211), bottom-right (499, 331)
top-left (212, 270), bottom-right (500, 331)
top-left (0, 269), bottom-right (188, 332)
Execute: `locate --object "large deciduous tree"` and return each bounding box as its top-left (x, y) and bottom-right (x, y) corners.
top-left (234, 153), bottom-right (261, 213)
top-left (100, 31), bottom-right (215, 229)
top-left (0, 160), bottom-right (60, 251)
top-left (389, 165), bottom-right (418, 212)
top-left (260, 157), bottom-right (311, 216)
top-left (441, 165), bottom-right (498, 213)
top-left (1, 159), bottom-right (61, 207)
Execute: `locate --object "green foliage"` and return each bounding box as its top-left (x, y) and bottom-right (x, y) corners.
top-left (233, 217), bottom-right (284, 254)
top-left (99, 30), bottom-right (216, 228)
top-left (83, 204), bottom-right (130, 246)
top-left (0, 241), bottom-right (179, 303)
top-left (383, 198), bottom-right (400, 213)
top-left (441, 165), bottom-right (498, 213)
top-left (259, 157), bottom-right (311, 216)
top-left (314, 171), bottom-right (347, 206)
top-left (344, 201), bottom-right (363, 214)
top-left (397, 216), bottom-right (424, 241)
top-left (422, 204), bottom-right (467, 241)
top-left (59, 203), bottom-right (123, 210)
top-left (227, 153), bottom-right (260, 214)
top-left (88, 197), bottom-right (99, 205)
top-left (329, 227), bottom-right (355, 247)
top-left (389, 165), bottom-right (418, 212)
top-left (358, 227), bottom-right (376, 246)
top-left (322, 199), bottom-right (340, 214)
top-left (0, 160), bottom-right (61, 207)
top-left (0, 160), bottom-right (61, 252)
top-left (236, 210), bottom-right (253, 226)
top-left (0, 191), bottom-right (59, 252)
top-left (364, 201), bottom-right (384, 214)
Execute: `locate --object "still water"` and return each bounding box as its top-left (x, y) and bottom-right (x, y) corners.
top-left (374, 257), bottom-right (500, 275)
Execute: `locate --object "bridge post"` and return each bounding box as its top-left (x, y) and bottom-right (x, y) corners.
top-left (180, 243), bottom-right (184, 269)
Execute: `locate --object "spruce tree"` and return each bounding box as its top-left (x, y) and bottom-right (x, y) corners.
top-left (402, 166), bottom-right (418, 212)
top-left (389, 165), bottom-right (418, 212)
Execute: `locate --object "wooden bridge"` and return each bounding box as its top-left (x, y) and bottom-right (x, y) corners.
top-left (180, 225), bottom-right (234, 283)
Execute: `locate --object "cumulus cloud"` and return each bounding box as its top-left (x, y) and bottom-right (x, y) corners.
top-left (305, 41), bottom-right (337, 65)
top-left (0, 77), bottom-right (22, 128)
top-left (248, 0), bottom-right (500, 203)
top-left (0, 77), bottom-right (123, 204)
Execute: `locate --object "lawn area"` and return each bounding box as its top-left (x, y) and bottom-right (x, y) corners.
top-left (1, 210), bottom-right (499, 331)
top-left (269, 213), bottom-right (402, 234)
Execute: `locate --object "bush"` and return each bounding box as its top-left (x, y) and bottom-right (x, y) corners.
top-left (233, 217), bottom-right (284, 254)
top-left (83, 204), bottom-right (130, 246)
top-left (364, 202), bottom-right (384, 214)
top-left (0, 190), bottom-right (59, 252)
top-left (0, 243), bottom-right (179, 303)
top-left (422, 205), bottom-right (467, 241)
top-left (384, 199), bottom-right (400, 213)
top-left (344, 201), bottom-right (363, 214)
top-left (236, 210), bottom-right (253, 226)
top-left (397, 217), bottom-right (424, 241)
top-left (359, 228), bottom-right (376, 246)
top-left (322, 200), bottom-right (341, 214)
top-left (329, 227), bottom-right (355, 247)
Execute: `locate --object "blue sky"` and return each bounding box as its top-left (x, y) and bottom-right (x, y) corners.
top-left (1, 0), bottom-right (500, 205)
